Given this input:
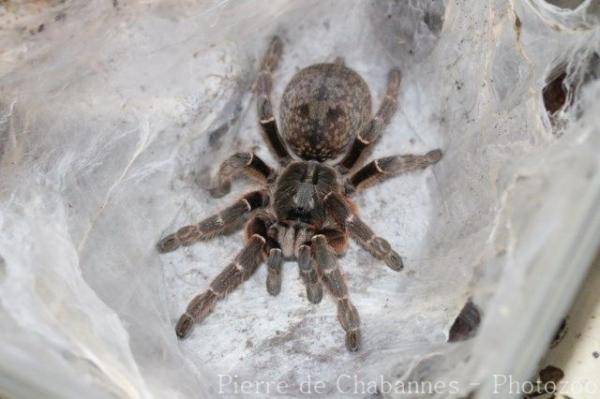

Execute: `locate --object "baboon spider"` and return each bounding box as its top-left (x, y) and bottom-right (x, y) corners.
top-left (157, 36), bottom-right (442, 352)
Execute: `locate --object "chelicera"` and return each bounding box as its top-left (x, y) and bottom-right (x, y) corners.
top-left (158, 36), bottom-right (442, 352)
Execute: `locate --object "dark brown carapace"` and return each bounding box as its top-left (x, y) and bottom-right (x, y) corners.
top-left (157, 37), bottom-right (442, 352)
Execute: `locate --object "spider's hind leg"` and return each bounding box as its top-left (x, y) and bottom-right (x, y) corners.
top-left (338, 68), bottom-right (402, 174)
top-left (256, 36), bottom-right (292, 165)
top-left (325, 192), bottom-right (403, 271)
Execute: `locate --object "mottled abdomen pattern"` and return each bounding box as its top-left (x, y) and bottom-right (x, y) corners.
top-left (280, 63), bottom-right (372, 161)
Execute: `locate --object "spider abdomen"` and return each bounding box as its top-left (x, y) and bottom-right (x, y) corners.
top-left (280, 63), bottom-right (372, 162)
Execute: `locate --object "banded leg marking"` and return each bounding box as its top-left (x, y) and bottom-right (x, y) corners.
top-left (324, 192), bottom-right (403, 271)
top-left (157, 190), bottom-right (269, 253)
top-left (175, 233), bottom-right (266, 338)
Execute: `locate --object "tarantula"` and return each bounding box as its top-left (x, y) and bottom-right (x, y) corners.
top-left (157, 37), bottom-right (442, 352)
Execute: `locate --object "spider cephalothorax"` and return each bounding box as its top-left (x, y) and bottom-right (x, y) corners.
top-left (157, 37), bottom-right (442, 352)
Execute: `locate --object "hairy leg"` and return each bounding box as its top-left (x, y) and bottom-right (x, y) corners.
top-left (209, 152), bottom-right (276, 198)
top-left (265, 247), bottom-right (283, 296)
top-left (298, 244), bottom-right (323, 304)
top-left (157, 190), bottom-right (269, 253)
top-left (344, 149), bottom-right (442, 194)
top-left (256, 36), bottom-right (291, 165)
top-left (312, 234), bottom-right (361, 351)
top-left (324, 192), bottom-right (403, 271)
top-left (338, 68), bottom-right (402, 174)
top-left (175, 231), bottom-right (267, 338)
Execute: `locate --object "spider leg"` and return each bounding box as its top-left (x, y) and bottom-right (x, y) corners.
top-left (157, 190), bottom-right (269, 253)
top-left (298, 244), bottom-right (323, 304)
top-left (265, 247), bottom-right (283, 296)
top-left (209, 151), bottom-right (276, 198)
top-left (325, 192), bottom-right (403, 271)
top-left (175, 225), bottom-right (268, 338)
top-left (338, 68), bottom-right (402, 174)
top-left (256, 36), bottom-right (292, 165)
top-left (312, 234), bottom-right (361, 352)
top-left (344, 149), bottom-right (442, 195)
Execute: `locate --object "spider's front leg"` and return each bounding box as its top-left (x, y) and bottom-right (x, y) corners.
top-left (344, 149), bottom-right (442, 195)
top-left (298, 244), bottom-right (323, 304)
top-left (324, 192), bottom-right (403, 271)
top-left (157, 190), bottom-right (269, 253)
top-left (209, 152), bottom-right (276, 198)
top-left (312, 234), bottom-right (361, 352)
top-left (297, 228), bottom-right (347, 303)
top-left (264, 226), bottom-right (324, 303)
top-left (175, 214), bottom-right (273, 338)
top-left (265, 245), bottom-right (283, 296)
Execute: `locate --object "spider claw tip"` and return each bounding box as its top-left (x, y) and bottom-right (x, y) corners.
top-left (427, 149), bottom-right (443, 163)
top-left (386, 251), bottom-right (404, 271)
top-left (345, 330), bottom-right (361, 352)
top-left (157, 235), bottom-right (180, 253)
top-left (175, 313), bottom-right (194, 339)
